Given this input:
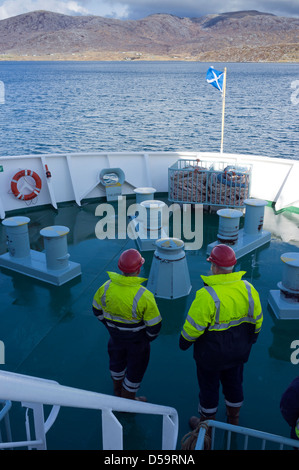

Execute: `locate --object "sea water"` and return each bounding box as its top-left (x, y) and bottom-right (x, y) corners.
top-left (0, 61), bottom-right (298, 159)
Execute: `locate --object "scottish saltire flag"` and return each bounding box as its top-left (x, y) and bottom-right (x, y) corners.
top-left (206, 66), bottom-right (224, 92)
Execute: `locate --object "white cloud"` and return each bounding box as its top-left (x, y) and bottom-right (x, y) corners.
top-left (79, 0), bottom-right (129, 18)
top-left (0, 0), bottom-right (89, 20)
top-left (66, 1), bottom-right (88, 14)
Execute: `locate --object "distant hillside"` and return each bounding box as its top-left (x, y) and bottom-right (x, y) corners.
top-left (0, 9), bottom-right (298, 62)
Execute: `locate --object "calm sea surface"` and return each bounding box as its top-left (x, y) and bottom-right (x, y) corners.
top-left (0, 61), bottom-right (298, 159)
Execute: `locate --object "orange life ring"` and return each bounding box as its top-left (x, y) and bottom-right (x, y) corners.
top-left (11, 169), bottom-right (42, 201)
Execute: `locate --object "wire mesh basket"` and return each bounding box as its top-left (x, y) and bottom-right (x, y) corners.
top-left (168, 159), bottom-right (251, 208)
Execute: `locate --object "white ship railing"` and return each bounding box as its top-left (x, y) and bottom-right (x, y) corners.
top-left (195, 420), bottom-right (299, 450)
top-left (0, 151), bottom-right (298, 219)
top-left (0, 400), bottom-right (12, 446)
top-left (0, 370), bottom-right (178, 450)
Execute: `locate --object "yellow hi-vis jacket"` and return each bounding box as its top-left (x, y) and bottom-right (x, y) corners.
top-left (93, 272), bottom-right (162, 342)
top-left (180, 271), bottom-right (263, 370)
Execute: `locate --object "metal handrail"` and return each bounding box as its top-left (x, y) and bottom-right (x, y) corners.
top-left (0, 400), bottom-right (11, 421)
top-left (0, 400), bottom-right (12, 445)
top-left (195, 420), bottom-right (299, 450)
top-left (0, 370), bottom-right (178, 450)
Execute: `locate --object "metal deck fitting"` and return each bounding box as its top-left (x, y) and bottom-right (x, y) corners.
top-left (207, 199), bottom-right (271, 259)
top-left (268, 252), bottom-right (299, 319)
top-left (147, 237), bottom-right (192, 299)
top-left (0, 218), bottom-right (81, 286)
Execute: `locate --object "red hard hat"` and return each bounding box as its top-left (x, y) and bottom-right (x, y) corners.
top-left (118, 249), bottom-right (145, 274)
top-left (207, 244), bottom-right (237, 267)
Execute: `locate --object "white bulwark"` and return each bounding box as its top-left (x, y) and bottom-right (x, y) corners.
top-left (0, 151), bottom-right (298, 221)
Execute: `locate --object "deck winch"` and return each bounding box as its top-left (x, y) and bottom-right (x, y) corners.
top-left (0, 217), bottom-right (81, 286)
top-left (268, 252), bottom-right (299, 319)
top-left (207, 198), bottom-right (271, 260)
top-left (147, 237), bottom-right (191, 299)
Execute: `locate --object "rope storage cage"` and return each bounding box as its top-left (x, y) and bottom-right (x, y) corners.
top-left (168, 159), bottom-right (251, 208)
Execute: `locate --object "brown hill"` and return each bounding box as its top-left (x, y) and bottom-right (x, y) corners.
top-left (0, 9), bottom-right (298, 61)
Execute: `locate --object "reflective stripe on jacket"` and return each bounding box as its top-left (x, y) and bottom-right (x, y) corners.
top-left (180, 271), bottom-right (263, 370)
top-left (93, 271), bottom-right (162, 341)
top-left (182, 271), bottom-right (263, 342)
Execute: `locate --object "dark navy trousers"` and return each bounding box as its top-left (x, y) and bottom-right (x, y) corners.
top-left (108, 337), bottom-right (150, 393)
top-left (196, 363), bottom-right (244, 417)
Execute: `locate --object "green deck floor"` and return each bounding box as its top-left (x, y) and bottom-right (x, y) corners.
top-left (0, 198), bottom-right (299, 449)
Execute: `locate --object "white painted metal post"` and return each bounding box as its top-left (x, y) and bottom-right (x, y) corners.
top-left (162, 414), bottom-right (179, 450)
top-left (101, 409), bottom-right (123, 450)
top-left (23, 403), bottom-right (47, 450)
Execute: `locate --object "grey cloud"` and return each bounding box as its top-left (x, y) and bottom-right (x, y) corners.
top-left (93, 0), bottom-right (299, 19)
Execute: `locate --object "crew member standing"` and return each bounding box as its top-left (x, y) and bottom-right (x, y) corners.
top-left (93, 248), bottom-right (162, 401)
top-left (179, 244), bottom-right (263, 428)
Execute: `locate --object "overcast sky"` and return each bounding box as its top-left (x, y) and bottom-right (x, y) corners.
top-left (0, 0), bottom-right (298, 21)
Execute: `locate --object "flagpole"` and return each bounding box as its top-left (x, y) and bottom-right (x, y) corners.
top-left (220, 67), bottom-right (227, 153)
